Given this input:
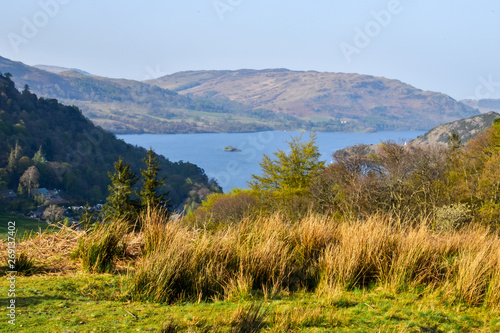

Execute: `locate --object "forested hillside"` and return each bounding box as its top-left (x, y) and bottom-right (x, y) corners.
top-left (0, 73), bottom-right (220, 208)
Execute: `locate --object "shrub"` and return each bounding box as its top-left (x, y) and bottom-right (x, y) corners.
top-left (183, 190), bottom-right (259, 230)
top-left (434, 203), bottom-right (472, 231)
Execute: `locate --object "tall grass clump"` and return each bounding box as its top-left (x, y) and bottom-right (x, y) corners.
top-left (11, 252), bottom-right (35, 275)
top-left (446, 225), bottom-right (500, 306)
top-left (130, 216), bottom-right (239, 303)
top-left (131, 212), bottom-right (339, 303)
top-left (127, 207), bottom-right (500, 308)
top-left (73, 219), bottom-right (130, 273)
top-left (317, 216), bottom-right (395, 292)
top-left (291, 214), bottom-right (338, 290)
top-left (230, 302), bottom-right (268, 333)
top-left (130, 213), bottom-right (297, 303)
top-left (484, 245), bottom-right (500, 309)
top-left (139, 206), bottom-right (176, 255)
top-left (381, 220), bottom-right (461, 292)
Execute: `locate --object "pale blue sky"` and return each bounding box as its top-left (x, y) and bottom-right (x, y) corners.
top-left (1, 0), bottom-right (499, 100)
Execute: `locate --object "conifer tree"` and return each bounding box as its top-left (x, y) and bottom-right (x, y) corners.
top-left (139, 148), bottom-right (170, 211)
top-left (32, 146), bottom-right (46, 164)
top-left (447, 131), bottom-right (462, 153)
top-left (102, 157), bottom-right (138, 221)
top-left (7, 142), bottom-right (22, 173)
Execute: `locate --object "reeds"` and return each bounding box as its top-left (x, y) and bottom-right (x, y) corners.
top-left (74, 208), bottom-right (500, 308)
top-left (73, 219), bottom-right (131, 273)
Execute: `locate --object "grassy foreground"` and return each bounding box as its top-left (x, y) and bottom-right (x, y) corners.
top-left (1, 212), bottom-right (499, 332)
top-left (2, 274), bottom-right (500, 332)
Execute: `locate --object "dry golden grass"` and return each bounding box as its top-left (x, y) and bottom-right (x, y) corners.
top-left (5, 209), bottom-right (500, 309)
top-left (0, 225), bottom-right (82, 275)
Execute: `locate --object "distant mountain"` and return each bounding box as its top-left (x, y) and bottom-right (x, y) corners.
top-left (0, 56), bottom-right (284, 134)
top-left (461, 99), bottom-right (500, 114)
top-left (0, 73), bottom-right (220, 207)
top-left (148, 69), bottom-right (479, 131)
top-left (411, 111), bottom-right (500, 146)
top-left (34, 64), bottom-right (92, 76)
top-left (1, 56), bottom-right (480, 134)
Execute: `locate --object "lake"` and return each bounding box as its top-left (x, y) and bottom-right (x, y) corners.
top-left (118, 131), bottom-right (426, 192)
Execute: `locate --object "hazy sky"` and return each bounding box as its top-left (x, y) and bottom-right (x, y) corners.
top-left (1, 0), bottom-right (499, 100)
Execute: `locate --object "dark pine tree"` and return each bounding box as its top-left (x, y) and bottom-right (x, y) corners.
top-left (102, 157), bottom-right (139, 221)
top-left (139, 148), bottom-right (170, 212)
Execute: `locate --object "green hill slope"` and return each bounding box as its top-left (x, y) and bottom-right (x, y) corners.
top-left (0, 73), bottom-right (220, 208)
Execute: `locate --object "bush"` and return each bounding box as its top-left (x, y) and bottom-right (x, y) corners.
top-left (434, 203), bottom-right (472, 232)
top-left (183, 190), bottom-right (259, 230)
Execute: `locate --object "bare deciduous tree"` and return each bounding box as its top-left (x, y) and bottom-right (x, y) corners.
top-left (43, 205), bottom-right (64, 222)
top-left (19, 165), bottom-right (40, 198)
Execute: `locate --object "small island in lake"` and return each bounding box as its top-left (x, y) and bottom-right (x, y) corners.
top-left (224, 146), bottom-right (242, 152)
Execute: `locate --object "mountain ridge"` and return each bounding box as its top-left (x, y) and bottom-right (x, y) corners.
top-left (149, 69), bottom-right (477, 128)
top-left (1, 56), bottom-right (480, 134)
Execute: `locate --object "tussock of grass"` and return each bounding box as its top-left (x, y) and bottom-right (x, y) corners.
top-left (73, 219), bottom-right (131, 273)
top-left (128, 210), bottom-right (500, 308)
top-left (318, 216), bottom-right (396, 291)
top-left (13, 252), bottom-right (35, 275)
top-left (230, 302), bottom-right (268, 333)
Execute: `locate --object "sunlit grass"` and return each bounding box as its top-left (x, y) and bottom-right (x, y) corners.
top-left (2, 210), bottom-right (500, 331)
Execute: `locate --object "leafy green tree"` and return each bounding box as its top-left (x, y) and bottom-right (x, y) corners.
top-left (139, 148), bottom-right (170, 211)
top-left (102, 157), bottom-right (139, 221)
top-left (249, 134), bottom-right (324, 216)
top-left (32, 146), bottom-right (46, 165)
top-left (250, 133), bottom-right (324, 195)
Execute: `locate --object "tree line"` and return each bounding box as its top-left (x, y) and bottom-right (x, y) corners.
top-left (185, 120), bottom-right (500, 231)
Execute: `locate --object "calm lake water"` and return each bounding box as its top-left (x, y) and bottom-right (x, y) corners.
top-left (118, 131), bottom-right (426, 192)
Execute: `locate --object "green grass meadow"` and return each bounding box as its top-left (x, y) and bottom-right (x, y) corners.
top-left (1, 273), bottom-right (499, 332)
top-left (0, 212), bottom-right (53, 239)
